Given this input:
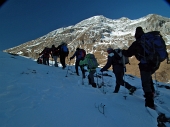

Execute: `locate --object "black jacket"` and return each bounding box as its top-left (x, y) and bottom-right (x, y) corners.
top-left (51, 47), bottom-right (59, 56)
top-left (101, 50), bottom-right (122, 72)
top-left (122, 40), bottom-right (144, 61)
top-left (122, 39), bottom-right (159, 72)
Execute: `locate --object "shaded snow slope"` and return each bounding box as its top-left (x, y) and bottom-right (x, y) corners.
top-left (0, 51), bottom-right (170, 127)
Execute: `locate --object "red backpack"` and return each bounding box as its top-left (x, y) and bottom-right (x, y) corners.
top-left (79, 49), bottom-right (86, 59)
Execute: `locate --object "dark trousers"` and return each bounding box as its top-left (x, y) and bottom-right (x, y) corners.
top-left (60, 54), bottom-right (67, 68)
top-left (113, 65), bottom-right (133, 92)
top-left (88, 70), bottom-right (96, 84)
top-left (139, 63), bottom-right (156, 108)
top-left (140, 71), bottom-right (155, 93)
top-left (75, 60), bottom-right (85, 77)
top-left (43, 57), bottom-right (49, 65)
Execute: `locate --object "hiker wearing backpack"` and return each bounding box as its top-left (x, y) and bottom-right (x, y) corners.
top-left (100, 48), bottom-right (136, 94)
top-left (39, 47), bottom-right (51, 65)
top-left (57, 42), bottom-right (69, 69)
top-left (50, 45), bottom-right (59, 67)
top-left (79, 54), bottom-right (98, 88)
top-left (70, 48), bottom-right (86, 78)
top-left (122, 26), bottom-right (168, 109)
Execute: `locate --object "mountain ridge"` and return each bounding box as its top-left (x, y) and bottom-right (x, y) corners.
top-left (3, 14), bottom-right (170, 83)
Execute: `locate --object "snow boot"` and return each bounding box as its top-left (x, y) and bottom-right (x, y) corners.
top-left (144, 92), bottom-right (155, 110)
top-left (129, 86), bottom-right (137, 95)
top-left (92, 83), bottom-right (97, 88)
top-left (88, 77), bottom-right (91, 85)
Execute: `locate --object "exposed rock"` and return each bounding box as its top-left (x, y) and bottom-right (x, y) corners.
top-left (3, 14), bottom-right (170, 83)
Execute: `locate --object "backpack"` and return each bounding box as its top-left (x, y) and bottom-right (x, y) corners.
top-left (61, 44), bottom-right (68, 52)
top-left (85, 54), bottom-right (99, 69)
top-left (114, 49), bottom-right (129, 65)
top-left (140, 31), bottom-right (168, 64)
top-left (43, 48), bottom-right (51, 57)
top-left (37, 57), bottom-right (43, 64)
top-left (78, 49), bottom-right (86, 59)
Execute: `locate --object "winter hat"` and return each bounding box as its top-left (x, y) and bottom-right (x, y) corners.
top-left (135, 26), bottom-right (144, 39)
top-left (76, 48), bottom-right (80, 51)
top-left (61, 42), bottom-right (65, 45)
top-left (107, 48), bottom-right (113, 53)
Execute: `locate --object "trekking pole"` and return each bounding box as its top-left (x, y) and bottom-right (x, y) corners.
top-left (167, 56), bottom-right (170, 64)
top-left (82, 66), bottom-right (84, 85)
top-left (101, 72), bottom-right (106, 94)
top-left (96, 71), bottom-right (99, 88)
top-left (65, 61), bottom-right (70, 77)
top-left (122, 55), bottom-right (127, 100)
top-left (154, 72), bottom-right (159, 96)
top-left (94, 71), bottom-right (99, 88)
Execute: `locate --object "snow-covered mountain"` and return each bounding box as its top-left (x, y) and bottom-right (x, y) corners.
top-left (3, 14), bottom-right (170, 83)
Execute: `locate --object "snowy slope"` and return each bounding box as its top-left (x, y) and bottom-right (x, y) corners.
top-left (0, 51), bottom-right (170, 127)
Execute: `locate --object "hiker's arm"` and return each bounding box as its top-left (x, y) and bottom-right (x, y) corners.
top-left (101, 55), bottom-right (113, 72)
top-left (70, 51), bottom-right (76, 60)
top-left (122, 41), bottom-right (139, 57)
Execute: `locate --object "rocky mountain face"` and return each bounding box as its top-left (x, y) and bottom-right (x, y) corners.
top-left (4, 14), bottom-right (170, 83)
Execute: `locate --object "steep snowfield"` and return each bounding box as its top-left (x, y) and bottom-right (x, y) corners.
top-left (0, 51), bottom-right (170, 127)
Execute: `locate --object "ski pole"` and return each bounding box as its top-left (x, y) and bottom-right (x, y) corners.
top-left (101, 72), bottom-right (106, 94)
top-left (82, 65), bottom-right (84, 85)
top-left (154, 72), bottom-right (159, 96)
top-left (101, 72), bottom-right (104, 86)
top-left (122, 55), bottom-right (127, 100)
top-left (167, 56), bottom-right (170, 64)
top-left (96, 71), bottom-right (98, 88)
top-left (52, 57), bottom-right (54, 66)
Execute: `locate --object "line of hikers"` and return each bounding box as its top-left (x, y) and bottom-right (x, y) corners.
top-left (38, 42), bottom-right (69, 69)
top-left (38, 26), bottom-right (169, 110)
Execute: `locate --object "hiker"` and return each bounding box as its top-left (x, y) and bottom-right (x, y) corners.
top-left (39, 47), bottom-right (51, 65)
top-left (79, 54), bottom-right (98, 88)
top-left (70, 48), bottom-right (86, 78)
top-left (100, 48), bottom-right (136, 93)
top-left (50, 45), bottom-right (59, 67)
top-left (122, 26), bottom-right (159, 109)
top-left (56, 42), bottom-right (69, 69)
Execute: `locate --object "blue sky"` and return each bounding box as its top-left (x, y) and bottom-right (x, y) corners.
top-left (0, 0), bottom-right (170, 51)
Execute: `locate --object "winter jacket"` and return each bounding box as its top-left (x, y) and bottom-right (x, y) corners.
top-left (70, 50), bottom-right (84, 61)
top-left (39, 47), bottom-right (51, 58)
top-left (100, 50), bottom-right (122, 72)
top-left (122, 39), bottom-right (159, 72)
top-left (51, 47), bottom-right (59, 57)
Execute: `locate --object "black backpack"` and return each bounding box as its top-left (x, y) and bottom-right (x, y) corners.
top-left (114, 49), bottom-right (129, 65)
